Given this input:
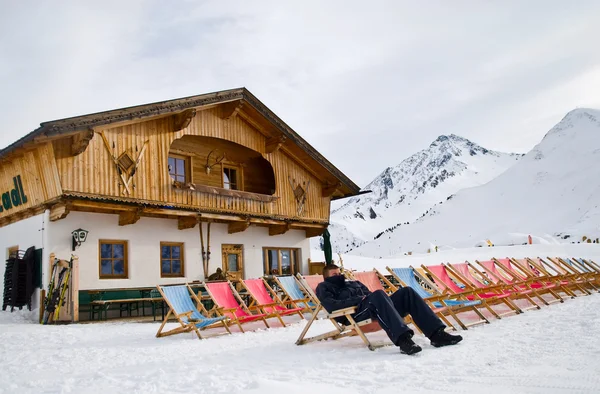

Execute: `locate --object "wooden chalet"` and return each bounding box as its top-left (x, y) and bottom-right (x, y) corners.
top-left (0, 88), bottom-right (359, 321)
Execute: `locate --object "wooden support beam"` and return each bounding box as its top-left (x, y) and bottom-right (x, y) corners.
top-left (228, 220), bottom-right (251, 234)
top-left (265, 135), bottom-right (287, 154)
top-left (49, 203), bottom-right (70, 222)
top-left (322, 182), bottom-right (342, 198)
top-left (269, 222), bottom-right (292, 236)
top-left (305, 227), bottom-right (326, 238)
top-left (220, 100), bottom-right (244, 120)
top-left (178, 216), bottom-right (198, 230)
top-left (118, 209), bottom-right (142, 226)
top-left (71, 130), bottom-right (95, 156)
top-left (173, 109), bottom-right (197, 131)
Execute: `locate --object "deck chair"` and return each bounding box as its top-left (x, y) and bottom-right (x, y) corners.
top-left (386, 266), bottom-right (488, 330)
top-left (349, 270), bottom-right (395, 294)
top-left (522, 257), bottom-right (590, 296)
top-left (422, 264), bottom-right (521, 319)
top-left (204, 281), bottom-right (271, 332)
top-left (156, 284), bottom-right (231, 339)
top-left (448, 261), bottom-right (541, 311)
top-left (241, 278), bottom-right (304, 326)
top-left (568, 258), bottom-right (600, 289)
top-left (550, 257), bottom-right (598, 292)
top-left (578, 258), bottom-right (600, 273)
top-left (295, 273), bottom-right (389, 351)
top-left (493, 258), bottom-right (567, 303)
top-left (273, 275), bottom-right (318, 313)
top-left (477, 259), bottom-right (559, 307)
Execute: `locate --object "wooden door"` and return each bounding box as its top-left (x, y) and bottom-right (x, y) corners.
top-left (221, 244), bottom-right (244, 280)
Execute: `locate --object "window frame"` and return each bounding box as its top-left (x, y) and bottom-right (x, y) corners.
top-left (98, 239), bottom-right (129, 279)
top-left (168, 154), bottom-right (191, 183)
top-left (222, 164), bottom-right (242, 191)
top-left (160, 241), bottom-right (185, 278)
top-left (262, 247), bottom-right (301, 276)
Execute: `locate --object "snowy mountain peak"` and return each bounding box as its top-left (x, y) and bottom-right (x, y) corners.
top-left (545, 108), bottom-right (600, 138)
top-left (328, 134), bottom-right (522, 252)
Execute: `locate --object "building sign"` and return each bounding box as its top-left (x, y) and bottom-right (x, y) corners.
top-left (0, 176), bottom-right (28, 212)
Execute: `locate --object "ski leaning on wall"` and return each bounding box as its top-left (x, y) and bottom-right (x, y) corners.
top-left (41, 257), bottom-right (73, 325)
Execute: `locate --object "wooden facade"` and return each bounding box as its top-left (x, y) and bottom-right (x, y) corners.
top-left (0, 88), bottom-right (360, 236)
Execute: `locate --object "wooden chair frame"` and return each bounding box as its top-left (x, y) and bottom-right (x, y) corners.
top-left (491, 258), bottom-right (566, 304)
top-left (294, 273), bottom-right (390, 351)
top-left (550, 257), bottom-right (598, 292)
top-left (156, 284), bottom-right (231, 340)
top-left (240, 277), bottom-right (304, 327)
top-left (421, 263), bottom-right (522, 320)
top-left (385, 266), bottom-right (490, 330)
top-left (522, 257), bottom-right (590, 296)
top-left (457, 261), bottom-right (541, 311)
top-left (203, 281), bottom-right (271, 333)
top-left (272, 275), bottom-right (319, 314)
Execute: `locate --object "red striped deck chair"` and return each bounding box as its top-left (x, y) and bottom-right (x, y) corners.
top-left (546, 257), bottom-right (597, 292)
top-left (518, 257), bottom-right (589, 296)
top-left (421, 264), bottom-right (521, 319)
top-left (492, 258), bottom-right (566, 303)
top-left (447, 262), bottom-right (540, 312)
top-left (385, 266), bottom-right (490, 331)
top-left (295, 273), bottom-right (389, 351)
top-left (204, 281), bottom-right (270, 333)
top-left (476, 259), bottom-right (550, 306)
top-left (241, 278), bottom-right (304, 326)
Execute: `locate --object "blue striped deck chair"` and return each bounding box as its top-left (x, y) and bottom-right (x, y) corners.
top-left (274, 275), bottom-right (317, 314)
top-left (386, 266), bottom-right (489, 330)
top-left (156, 284), bottom-right (231, 339)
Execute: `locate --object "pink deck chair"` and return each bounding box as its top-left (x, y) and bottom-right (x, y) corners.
top-left (493, 258), bottom-right (565, 303)
top-left (242, 278), bottom-right (304, 326)
top-left (422, 264), bottom-right (520, 319)
top-left (351, 271), bottom-right (388, 293)
top-left (477, 260), bottom-right (555, 306)
top-left (514, 258), bottom-right (585, 297)
top-left (448, 262), bottom-right (540, 311)
top-left (536, 257), bottom-right (594, 295)
top-left (204, 281), bottom-right (270, 332)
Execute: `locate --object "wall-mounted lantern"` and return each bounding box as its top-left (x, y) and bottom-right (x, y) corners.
top-left (72, 228), bottom-right (89, 251)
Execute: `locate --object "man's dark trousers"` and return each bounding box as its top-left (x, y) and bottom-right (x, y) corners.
top-left (351, 288), bottom-right (444, 345)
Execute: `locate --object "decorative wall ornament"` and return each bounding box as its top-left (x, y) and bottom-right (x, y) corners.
top-left (98, 131), bottom-right (149, 195)
top-left (288, 176), bottom-right (310, 216)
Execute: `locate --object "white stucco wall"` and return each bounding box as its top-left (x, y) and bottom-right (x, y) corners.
top-left (0, 211), bottom-right (48, 311)
top-left (47, 211), bottom-right (311, 290)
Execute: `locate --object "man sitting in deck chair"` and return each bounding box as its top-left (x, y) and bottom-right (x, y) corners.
top-left (316, 264), bottom-right (463, 355)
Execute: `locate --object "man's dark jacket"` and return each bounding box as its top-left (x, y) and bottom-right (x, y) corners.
top-left (316, 278), bottom-right (371, 313)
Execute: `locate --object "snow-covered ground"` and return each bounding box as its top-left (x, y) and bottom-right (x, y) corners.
top-left (2, 244), bottom-right (600, 394)
top-left (1, 291), bottom-right (599, 393)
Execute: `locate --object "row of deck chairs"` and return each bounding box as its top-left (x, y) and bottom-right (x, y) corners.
top-left (155, 278), bottom-right (310, 340)
top-left (295, 256), bottom-right (599, 350)
top-left (154, 256), bottom-right (599, 349)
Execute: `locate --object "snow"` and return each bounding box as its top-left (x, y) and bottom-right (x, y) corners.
top-left (2, 245), bottom-right (600, 394)
top-left (326, 134), bottom-right (521, 252)
top-left (350, 109), bottom-right (600, 257)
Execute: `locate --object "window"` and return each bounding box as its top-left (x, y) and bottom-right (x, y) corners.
top-left (161, 242), bottom-right (184, 277)
top-left (223, 166), bottom-right (238, 190)
top-left (168, 155), bottom-right (189, 183)
top-left (263, 248), bottom-right (300, 276)
top-left (99, 240), bottom-right (128, 279)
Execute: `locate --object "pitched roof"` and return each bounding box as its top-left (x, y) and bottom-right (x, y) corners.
top-left (0, 87), bottom-right (360, 198)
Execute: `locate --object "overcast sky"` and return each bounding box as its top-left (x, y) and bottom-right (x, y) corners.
top-left (1, 1), bottom-right (599, 186)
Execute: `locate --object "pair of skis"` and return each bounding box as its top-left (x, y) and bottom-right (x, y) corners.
top-left (41, 257), bottom-right (73, 324)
